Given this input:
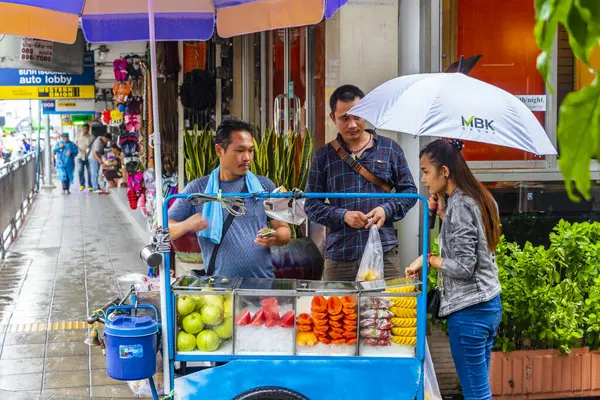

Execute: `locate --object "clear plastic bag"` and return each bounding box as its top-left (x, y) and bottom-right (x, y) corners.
top-left (424, 339), bottom-right (443, 400)
top-left (356, 225), bottom-right (385, 281)
top-left (263, 187), bottom-right (308, 225)
top-left (127, 353), bottom-right (165, 397)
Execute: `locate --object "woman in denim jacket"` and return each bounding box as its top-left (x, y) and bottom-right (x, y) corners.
top-left (406, 139), bottom-right (502, 400)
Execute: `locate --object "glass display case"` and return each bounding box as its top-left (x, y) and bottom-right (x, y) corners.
top-left (172, 276), bottom-right (240, 355)
top-left (295, 280), bottom-right (360, 356)
top-left (233, 278), bottom-right (297, 355)
top-left (357, 277), bottom-right (421, 358)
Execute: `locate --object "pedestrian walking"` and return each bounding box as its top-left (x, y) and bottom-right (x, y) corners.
top-left (405, 139), bottom-right (502, 400)
top-left (304, 84), bottom-right (418, 281)
top-left (76, 124), bottom-right (95, 192)
top-left (53, 133), bottom-right (78, 195)
top-left (89, 132), bottom-right (111, 194)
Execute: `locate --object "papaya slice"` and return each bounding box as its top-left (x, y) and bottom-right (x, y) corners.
top-left (343, 325), bottom-right (357, 332)
top-left (313, 318), bottom-right (329, 327)
top-left (329, 331), bottom-right (344, 340)
top-left (319, 337), bottom-right (332, 345)
top-left (327, 296), bottom-right (343, 315)
top-left (311, 311), bottom-right (328, 320)
top-left (314, 324), bottom-right (329, 332)
top-left (340, 296), bottom-right (357, 308)
top-left (329, 313), bottom-right (344, 321)
top-left (297, 324), bottom-right (313, 332)
top-left (345, 313), bottom-right (358, 320)
top-left (314, 330), bottom-right (327, 338)
top-left (296, 313), bottom-right (312, 325)
top-left (342, 307), bottom-right (356, 315)
top-left (330, 327), bottom-right (345, 334)
top-left (332, 338), bottom-right (347, 345)
top-left (329, 320), bottom-right (342, 328)
top-left (343, 331), bottom-right (357, 339)
top-left (311, 296), bottom-right (327, 313)
top-left (346, 338), bottom-right (357, 345)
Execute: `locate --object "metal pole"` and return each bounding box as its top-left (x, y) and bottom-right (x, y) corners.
top-left (283, 28), bottom-right (290, 135)
top-left (260, 32), bottom-right (267, 134)
top-left (43, 114), bottom-right (51, 186)
top-left (36, 101), bottom-right (41, 189)
top-left (241, 35), bottom-right (249, 121)
top-left (147, 0), bottom-right (169, 392)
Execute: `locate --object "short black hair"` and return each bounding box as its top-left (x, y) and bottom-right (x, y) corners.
top-left (329, 84), bottom-right (365, 113)
top-left (111, 143), bottom-right (120, 151)
top-left (215, 119), bottom-right (254, 151)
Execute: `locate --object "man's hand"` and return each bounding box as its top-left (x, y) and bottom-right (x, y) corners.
top-left (66, 151), bottom-right (72, 156)
top-left (366, 207), bottom-right (386, 229)
top-left (184, 214), bottom-right (208, 233)
top-left (255, 228), bottom-right (277, 247)
top-left (59, 144), bottom-right (64, 149)
top-left (344, 211), bottom-right (368, 229)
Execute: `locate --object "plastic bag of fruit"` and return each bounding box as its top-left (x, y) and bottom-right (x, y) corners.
top-left (356, 225), bottom-right (384, 281)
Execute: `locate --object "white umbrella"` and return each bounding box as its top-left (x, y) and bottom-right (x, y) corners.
top-left (348, 73), bottom-right (557, 155)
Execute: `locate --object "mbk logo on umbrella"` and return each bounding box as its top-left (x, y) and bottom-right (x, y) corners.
top-left (461, 115), bottom-right (495, 132)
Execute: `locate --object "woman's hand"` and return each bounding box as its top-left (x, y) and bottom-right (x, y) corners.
top-left (429, 194), bottom-right (447, 220)
top-left (405, 256), bottom-right (423, 279)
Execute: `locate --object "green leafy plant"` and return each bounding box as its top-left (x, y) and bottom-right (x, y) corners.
top-left (183, 125), bottom-right (218, 182)
top-left (534, 1), bottom-right (600, 201)
top-left (251, 128), bottom-right (313, 192)
top-left (432, 220), bottom-right (600, 353)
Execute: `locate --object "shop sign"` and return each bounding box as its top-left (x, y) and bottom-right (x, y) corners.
top-left (20, 38), bottom-right (53, 63)
top-left (515, 95), bottom-right (546, 112)
top-left (0, 52), bottom-right (95, 100)
top-left (42, 99), bottom-right (95, 115)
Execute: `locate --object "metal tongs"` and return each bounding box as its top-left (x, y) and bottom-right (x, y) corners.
top-left (187, 193), bottom-right (247, 216)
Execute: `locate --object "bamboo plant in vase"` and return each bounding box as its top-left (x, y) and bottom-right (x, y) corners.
top-left (172, 125), bottom-right (218, 263)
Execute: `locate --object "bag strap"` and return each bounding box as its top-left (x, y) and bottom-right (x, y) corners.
top-left (329, 139), bottom-right (393, 192)
top-left (206, 182), bottom-right (248, 276)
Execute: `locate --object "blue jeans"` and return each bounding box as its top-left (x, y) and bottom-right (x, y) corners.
top-left (447, 295), bottom-right (502, 400)
top-left (89, 158), bottom-right (100, 191)
top-left (77, 158), bottom-right (92, 188)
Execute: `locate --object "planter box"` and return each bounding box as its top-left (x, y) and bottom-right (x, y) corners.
top-left (490, 348), bottom-right (600, 399)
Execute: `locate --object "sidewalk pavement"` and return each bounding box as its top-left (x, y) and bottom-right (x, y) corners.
top-left (0, 187), bottom-right (151, 399)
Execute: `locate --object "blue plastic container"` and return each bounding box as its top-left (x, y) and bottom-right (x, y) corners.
top-left (104, 314), bottom-right (158, 381)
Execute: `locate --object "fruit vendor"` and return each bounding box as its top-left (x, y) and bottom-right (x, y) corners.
top-left (304, 84), bottom-right (418, 281)
top-left (168, 119), bottom-right (291, 278)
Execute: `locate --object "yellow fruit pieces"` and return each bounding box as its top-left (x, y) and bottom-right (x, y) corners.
top-left (390, 307), bottom-right (417, 318)
top-left (390, 297), bottom-right (417, 308)
top-left (386, 286), bottom-right (416, 293)
top-left (392, 336), bottom-right (417, 346)
top-left (391, 317), bottom-right (417, 327)
top-left (391, 327), bottom-right (417, 336)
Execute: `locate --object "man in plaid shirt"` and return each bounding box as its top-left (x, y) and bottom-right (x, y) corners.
top-left (305, 85), bottom-right (418, 281)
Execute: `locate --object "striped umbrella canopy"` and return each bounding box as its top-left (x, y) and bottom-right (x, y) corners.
top-left (0, 0), bottom-right (347, 44)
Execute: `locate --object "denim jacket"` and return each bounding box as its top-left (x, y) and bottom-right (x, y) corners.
top-left (438, 189), bottom-right (501, 317)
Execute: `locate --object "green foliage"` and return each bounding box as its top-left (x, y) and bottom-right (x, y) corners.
top-left (534, 0), bottom-right (600, 201)
top-left (183, 125), bottom-right (218, 182)
top-left (432, 220), bottom-right (600, 353)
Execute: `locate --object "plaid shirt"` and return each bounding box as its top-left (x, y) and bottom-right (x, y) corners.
top-left (304, 131), bottom-right (418, 261)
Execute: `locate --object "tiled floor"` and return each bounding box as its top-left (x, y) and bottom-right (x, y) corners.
top-left (0, 188), bottom-right (151, 399)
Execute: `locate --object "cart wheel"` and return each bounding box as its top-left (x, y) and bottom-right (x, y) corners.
top-left (232, 386), bottom-right (310, 400)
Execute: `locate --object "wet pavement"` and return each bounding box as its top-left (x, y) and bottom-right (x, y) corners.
top-left (0, 188), bottom-right (150, 398)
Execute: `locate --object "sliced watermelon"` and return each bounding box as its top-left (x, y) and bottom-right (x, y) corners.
top-left (250, 309), bottom-right (266, 326)
top-left (261, 297), bottom-right (279, 308)
top-left (235, 309), bottom-right (252, 326)
top-left (265, 317), bottom-right (281, 328)
top-left (279, 310), bottom-right (294, 328)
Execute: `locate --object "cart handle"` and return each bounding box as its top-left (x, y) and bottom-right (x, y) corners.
top-left (106, 304), bottom-right (160, 323)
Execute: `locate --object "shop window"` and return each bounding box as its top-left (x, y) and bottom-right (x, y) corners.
top-left (443, 0), bottom-right (548, 162)
top-left (489, 182), bottom-right (600, 247)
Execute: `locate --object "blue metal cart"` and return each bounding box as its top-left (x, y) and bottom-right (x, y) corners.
top-left (158, 191), bottom-right (430, 400)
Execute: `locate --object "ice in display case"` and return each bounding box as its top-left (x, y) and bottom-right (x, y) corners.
top-left (357, 277), bottom-right (421, 358)
top-left (295, 280), bottom-right (360, 356)
top-left (233, 278), bottom-right (297, 355)
top-left (172, 276), bottom-right (240, 355)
